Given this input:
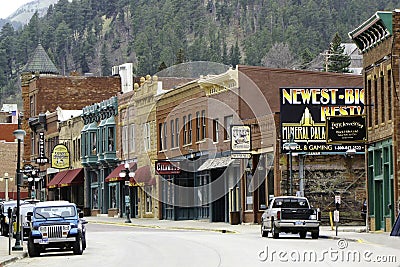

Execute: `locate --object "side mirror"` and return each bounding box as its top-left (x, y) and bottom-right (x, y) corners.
top-left (27, 211), bottom-right (33, 222)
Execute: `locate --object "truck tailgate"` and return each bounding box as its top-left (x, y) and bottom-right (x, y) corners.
top-left (281, 208), bottom-right (315, 220)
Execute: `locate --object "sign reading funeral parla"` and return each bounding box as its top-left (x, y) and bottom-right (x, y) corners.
top-left (280, 87), bottom-right (365, 153)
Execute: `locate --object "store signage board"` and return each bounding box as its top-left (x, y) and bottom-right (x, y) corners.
top-left (280, 87), bottom-right (365, 153)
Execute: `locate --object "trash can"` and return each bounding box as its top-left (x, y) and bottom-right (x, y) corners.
top-left (230, 211), bottom-right (240, 225)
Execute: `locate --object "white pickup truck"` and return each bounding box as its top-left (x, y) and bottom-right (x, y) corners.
top-left (261, 196), bottom-right (320, 239)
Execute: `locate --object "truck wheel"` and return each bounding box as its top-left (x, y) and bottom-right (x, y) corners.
top-left (311, 230), bottom-right (319, 239)
top-left (299, 231), bottom-right (307, 239)
top-left (73, 233), bottom-right (84, 255)
top-left (82, 235), bottom-right (87, 250)
top-left (28, 238), bottom-right (40, 257)
top-left (272, 222), bottom-right (279, 239)
top-left (261, 222), bottom-right (268, 237)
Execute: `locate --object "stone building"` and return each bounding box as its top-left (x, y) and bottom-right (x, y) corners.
top-left (117, 75), bottom-right (193, 219)
top-left (118, 75), bottom-right (159, 218)
top-left (349, 10), bottom-right (400, 231)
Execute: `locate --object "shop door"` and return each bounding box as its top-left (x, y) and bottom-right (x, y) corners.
top-left (131, 187), bottom-right (138, 218)
top-left (211, 169), bottom-right (227, 222)
top-left (375, 180), bottom-right (383, 230)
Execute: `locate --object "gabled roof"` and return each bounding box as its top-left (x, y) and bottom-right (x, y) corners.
top-left (348, 11), bottom-right (392, 53)
top-left (22, 43), bottom-right (60, 74)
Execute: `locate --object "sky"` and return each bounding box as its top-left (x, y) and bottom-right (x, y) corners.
top-left (0, 0), bottom-right (33, 19)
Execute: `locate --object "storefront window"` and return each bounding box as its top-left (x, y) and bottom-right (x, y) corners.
top-left (108, 126), bottom-right (114, 151)
top-left (145, 186), bottom-right (152, 213)
top-left (245, 160), bottom-right (253, 211)
top-left (92, 187), bottom-right (99, 209)
top-left (110, 185), bottom-right (117, 209)
top-left (90, 132), bottom-right (97, 155)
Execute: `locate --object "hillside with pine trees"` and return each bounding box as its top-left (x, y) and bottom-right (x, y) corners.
top-left (0, 0), bottom-right (397, 106)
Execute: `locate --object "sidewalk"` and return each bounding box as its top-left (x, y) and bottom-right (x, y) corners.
top-left (0, 216), bottom-right (397, 266)
top-left (0, 236), bottom-right (27, 267)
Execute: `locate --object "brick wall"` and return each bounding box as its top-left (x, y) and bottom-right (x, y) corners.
top-left (0, 141), bottom-right (28, 199)
top-left (22, 74), bottom-right (121, 163)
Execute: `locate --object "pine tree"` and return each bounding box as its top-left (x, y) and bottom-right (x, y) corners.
top-left (175, 48), bottom-right (186, 64)
top-left (327, 32), bottom-right (351, 73)
top-left (230, 40), bottom-right (241, 67)
top-left (100, 44), bottom-right (111, 76)
top-left (158, 61), bottom-right (167, 72)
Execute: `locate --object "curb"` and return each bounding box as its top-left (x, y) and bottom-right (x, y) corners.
top-left (88, 220), bottom-right (238, 234)
top-left (319, 235), bottom-right (361, 243)
top-left (0, 252), bottom-right (28, 267)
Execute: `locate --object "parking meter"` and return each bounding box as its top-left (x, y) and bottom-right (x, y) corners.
top-left (7, 207), bottom-right (12, 219)
top-left (7, 207), bottom-right (12, 255)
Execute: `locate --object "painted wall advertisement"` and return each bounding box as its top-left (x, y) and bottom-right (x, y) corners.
top-left (280, 87), bottom-right (365, 153)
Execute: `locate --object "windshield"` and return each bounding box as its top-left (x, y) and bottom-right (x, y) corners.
top-left (273, 198), bottom-right (309, 209)
top-left (34, 205), bottom-right (76, 219)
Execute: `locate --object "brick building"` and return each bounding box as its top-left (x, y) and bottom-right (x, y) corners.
top-left (349, 10), bottom-right (400, 231)
top-left (21, 44), bottom-right (121, 163)
top-left (237, 65), bottom-right (364, 223)
top-left (156, 72), bottom-right (243, 221)
top-left (155, 65), bottom-right (365, 224)
top-left (21, 44), bottom-right (121, 207)
top-left (0, 108), bottom-right (28, 200)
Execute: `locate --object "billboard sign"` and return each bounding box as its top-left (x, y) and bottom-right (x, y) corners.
top-left (280, 87), bottom-right (365, 153)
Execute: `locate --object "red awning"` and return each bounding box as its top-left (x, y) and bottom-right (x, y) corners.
top-left (47, 170), bottom-right (68, 189)
top-left (105, 162), bottom-right (137, 183)
top-left (59, 168), bottom-right (84, 187)
top-left (130, 165), bottom-right (154, 186)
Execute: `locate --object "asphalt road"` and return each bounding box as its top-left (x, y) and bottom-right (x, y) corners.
top-left (6, 223), bottom-right (400, 267)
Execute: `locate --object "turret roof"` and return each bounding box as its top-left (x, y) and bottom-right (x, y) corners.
top-left (22, 43), bottom-right (60, 74)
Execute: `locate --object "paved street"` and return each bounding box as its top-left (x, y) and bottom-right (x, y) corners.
top-left (1, 217), bottom-right (399, 267)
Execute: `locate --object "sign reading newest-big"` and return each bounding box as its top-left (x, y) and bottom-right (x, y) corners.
top-left (280, 87), bottom-right (365, 154)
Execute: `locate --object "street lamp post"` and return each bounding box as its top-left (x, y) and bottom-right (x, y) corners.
top-left (12, 120), bottom-right (26, 251)
top-left (283, 133), bottom-right (298, 196)
top-left (0, 173), bottom-right (13, 201)
top-left (119, 163), bottom-right (135, 223)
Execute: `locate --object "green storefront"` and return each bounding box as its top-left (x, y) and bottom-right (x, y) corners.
top-left (368, 139), bottom-right (395, 231)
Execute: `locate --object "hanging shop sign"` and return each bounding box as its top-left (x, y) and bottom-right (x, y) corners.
top-left (280, 87), bottom-right (365, 153)
top-left (231, 125), bottom-right (251, 152)
top-left (326, 115), bottom-right (367, 144)
top-left (155, 161), bottom-right (181, 175)
top-left (36, 132), bottom-right (48, 164)
top-left (51, 144), bottom-right (70, 169)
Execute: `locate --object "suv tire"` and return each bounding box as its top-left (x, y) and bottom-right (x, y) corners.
top-left (73, 232), bottom-right (83, 255)
top-left (28, 238), bottom-right (40, 257)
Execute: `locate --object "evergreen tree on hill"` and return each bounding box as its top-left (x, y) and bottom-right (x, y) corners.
top-left (327, 32), bottom-right (351, 73)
